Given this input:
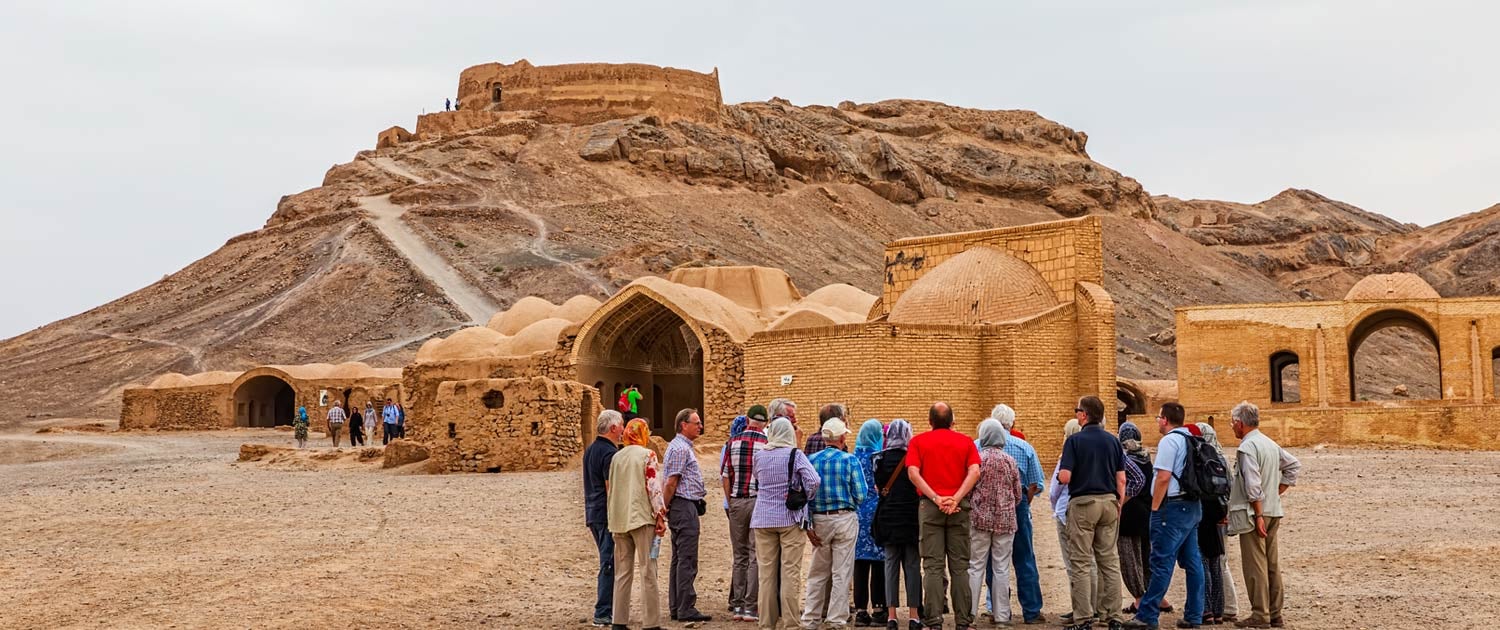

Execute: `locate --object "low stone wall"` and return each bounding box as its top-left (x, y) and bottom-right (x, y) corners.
top-left (121, 384), bottom-right (232, 430)
top-left (411, 376), bottom-right (601, 473)
top-left (1191, 402), bottom-right (1500, 451)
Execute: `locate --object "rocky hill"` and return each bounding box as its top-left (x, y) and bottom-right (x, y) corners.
top-left (1, 97), bottom-right (1493, 420)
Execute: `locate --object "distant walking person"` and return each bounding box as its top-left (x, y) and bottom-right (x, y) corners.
top-left (751, 418), bottom-right (819, 630)
top-left (873, 419), bottom-right (922, 630)
top-left (1058, 396), bottom-right (1129, 630)
top-left (294, 404), bottom-right (309, 449)
top-left (445, 98), bottom-right (451, 111)
top-left (801, 414), bottom-right (865, 630)
top-left (382, 398), bottom-right (399, 445)
top-left (721, 405), bottom-right (771, 622)
top-left (396, 403), bottom-right (406, 439)
top-left (967, 419), bottom-right (1024, 626)
top-left (348, 407), bottom-right (365, 447)
top-left (1124, 402), bottom-right (1204, 629)
top-left (664, 409), bottom-right (711, 623)
top-left (906, 402), bottom-right (981, 630)
top-left (584, 410), bottom-right (624, 627)
top-left (326, 402), bottom-right (346, 447)
top-left (1228, 402), bottom-right (1300, 629)
top-left (610, 418), bottom-right (667, 630)
top-left (363, 403), bottom-right (377, 445)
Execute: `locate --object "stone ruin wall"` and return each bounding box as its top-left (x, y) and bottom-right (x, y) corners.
top-left (457, 60), bottom-right (723, 125)
top-left (410, 376), bottom-right (601, 473)
top-left (121, 384), bottom-right (232, 430)
top-left (743, 306), bottom-right (1088, 464)
top-left (881, 217), bottom-right (1104, 317)
top-left (698, 327), bottom-right (745, 444)
top-left (376, 126), bottom-right (413, 149)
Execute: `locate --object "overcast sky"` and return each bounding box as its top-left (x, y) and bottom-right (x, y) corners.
top-left (2, 1), bottom-right (1496, 339)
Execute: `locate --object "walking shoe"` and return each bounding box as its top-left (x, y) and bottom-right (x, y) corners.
top-left (873, 607), bottom-right (889, 625)
top-left (1233, 620), bottom-right (1270, 629)
top-left (1022, 614), bottom-right (1047, 624)
top-left (908, 620), bottom-right (923, 630)
top-left (855, 610), bottom-right (874, 626)
top-left (1176, 621), bottom-right (1201, 629)
top-left (1063, 622), bottom-right (1093, 630)
top-left (886, 621), bottom-right (899, 630)
top-left (1118, 619), bottom-right (1155, 630)
top-left (741, 609), bottom-right (759, 623)
top-left (591, 616), bottom-right (610, 627)
top-left (1268, 619), bottom-right (1283, 628)
top-left (731, 607), bottom-right (744, 622)
top-left (678, 612), bottom-right (713, 622)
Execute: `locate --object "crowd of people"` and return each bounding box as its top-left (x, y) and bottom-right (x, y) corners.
top-left (582, 395), bottom-right (1301, 630)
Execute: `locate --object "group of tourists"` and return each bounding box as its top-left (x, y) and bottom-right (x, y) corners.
top-left (291, 398), bottom-right (405, 448)
top-left (583, 395), bottom-right (1301, 630)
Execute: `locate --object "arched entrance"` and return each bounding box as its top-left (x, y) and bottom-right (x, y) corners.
top-left (1270, 351), bottom-right (1300, 403)
top-left (575, 292), bottom-right (706, 438)
top-left (234, 375), bottom-right (296, 427)
top-left (1349, 309), bottom-right (1441, 401)
top-left (1116, 380), bottom-right (1145, 427)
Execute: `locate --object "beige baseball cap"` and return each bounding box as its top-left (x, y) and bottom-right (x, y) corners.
top-left (821, 418), bottom-right (850, 440)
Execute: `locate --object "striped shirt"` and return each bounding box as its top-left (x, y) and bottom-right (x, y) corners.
top-left (663, 435), bottom-right (706, 501)
top-left (327, 407), bottom-right (347, 424)
top-left (809, 447), bottom-right (866, 513)
top-left (750, 448), bottom-right (820, 529)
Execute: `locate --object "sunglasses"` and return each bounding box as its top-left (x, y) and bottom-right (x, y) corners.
top-left (1074, 408), bottom-right (1084, 413)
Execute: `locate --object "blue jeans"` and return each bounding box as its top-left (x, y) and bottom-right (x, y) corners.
top-left (1008, 500), bottom-right (1043, 619)
top-left (589, 522), bottom-right (615, 620)
top-left (1135, 500), bottom-right (1205, 625)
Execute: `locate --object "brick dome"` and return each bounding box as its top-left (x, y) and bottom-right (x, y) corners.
top-left (1344, 273), bottom-right (1440, 301)
top-left (889, 246), bottom-right (1059, 325)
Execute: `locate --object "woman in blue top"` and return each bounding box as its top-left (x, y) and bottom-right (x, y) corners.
top-left (852, 419), bottom-right (887, 626)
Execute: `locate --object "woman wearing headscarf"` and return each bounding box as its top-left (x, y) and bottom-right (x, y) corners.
top-left (1196, 422), bottom-right (1234, 625)
top-left (871, 419), bottom-right (921, 630)
top-left (752, 418), bottom-right (820, 630)
top-left (1048, 419), bottom-right (1099, 622)
top-left (851, 419), bottom-right (887, 627)
top-left (1118, 421), bottom-right (1155, 613)
top-left (967, 419), bottom-right (1024, 625)
top-left (607, 418), bottom-right (667, 629)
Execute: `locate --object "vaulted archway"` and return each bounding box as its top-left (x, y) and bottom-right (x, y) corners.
top-left (1349, 309), bottom-right (1441, 401)
top-left (575, 292), bottom-right (706, 438)
top-left (1270, 351), bottom-right (1300, 403)
top-left (233, 375), bottom-right (295, 427)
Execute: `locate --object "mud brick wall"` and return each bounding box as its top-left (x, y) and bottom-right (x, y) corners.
top-left (121, 384), bottom-right (231, 430)
top-left (413, 376), bottom-right (602, 473)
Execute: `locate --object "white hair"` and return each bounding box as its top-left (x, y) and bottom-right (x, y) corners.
top-left (768, 398), bottom-right (797, 420)
top-left (989, 403), bottom-right (1016, 429)
top-left (596, 409), bottom-right (624, 435)
top-left (1231, 400), bottom-right (1260, 427)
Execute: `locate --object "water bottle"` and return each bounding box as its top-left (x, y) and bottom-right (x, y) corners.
top-left (649, 536), bottom-right (661, 559)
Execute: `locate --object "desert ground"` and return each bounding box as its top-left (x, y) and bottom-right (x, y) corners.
top-left (2, 419), bottom-right (1497, 630)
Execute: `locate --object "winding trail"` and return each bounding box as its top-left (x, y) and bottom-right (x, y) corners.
top-left (497, 199), bottom-right (613, 296)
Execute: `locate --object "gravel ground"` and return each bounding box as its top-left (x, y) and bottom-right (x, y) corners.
top-left (2, 421), bottom-right (1497, 629)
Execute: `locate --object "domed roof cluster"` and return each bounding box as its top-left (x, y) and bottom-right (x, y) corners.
top-left (889, 246), bottom-right (1059, 326)
top-left (417, 295), bottom-right (604, 363)
top-left (1344, 273), bottom-right (1441, 301)
top-left (148, 370), bottom-right (241, 388)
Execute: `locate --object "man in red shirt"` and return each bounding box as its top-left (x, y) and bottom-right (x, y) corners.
top-left (907, 402), bottom-right (982, 630)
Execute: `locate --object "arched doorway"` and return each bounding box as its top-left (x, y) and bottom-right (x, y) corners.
top-left (1116, 380), bottom-right (1145, 427)
top-left (576, 293), bottom-right (706, 439)
top-left (1349, 309), bottom-right (1441, 401)
top-left (1270, 351), bottom-right (1300, 403)
top-left (234, 375), bottom-right (296, 427)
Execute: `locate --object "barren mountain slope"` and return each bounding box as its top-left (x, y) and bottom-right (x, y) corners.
top-left (1, 98), bottom-right (1486, 420)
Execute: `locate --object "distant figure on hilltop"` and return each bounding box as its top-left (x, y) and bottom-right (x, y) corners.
top-left (445, 98), bottom-right (451, 111)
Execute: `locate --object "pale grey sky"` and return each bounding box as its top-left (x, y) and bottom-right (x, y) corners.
top-left (2, 1), bottom-right (1496, 339)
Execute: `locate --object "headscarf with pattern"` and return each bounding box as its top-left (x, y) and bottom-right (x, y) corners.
top-left (1196, 422), bottom-right (1226, 458)
top-left (728, 415), bottom-right (748, 442)
top-left (856, 419), bottom-right (884, 452)
top-left (622, 418), bottom-right (653, 447)
top-left (883, 419), bottom-right (913, 451)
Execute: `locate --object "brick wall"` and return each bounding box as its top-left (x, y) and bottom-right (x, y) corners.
top-left (412, 376), bottom-right (601, 472)
top-left (121, 385), bottom-right (232, 430)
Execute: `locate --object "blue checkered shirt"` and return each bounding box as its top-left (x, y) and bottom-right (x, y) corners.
top-left (809, 447), bottom-right (866, 513)
top-left (1003, 436), bottom-right (1045, 498)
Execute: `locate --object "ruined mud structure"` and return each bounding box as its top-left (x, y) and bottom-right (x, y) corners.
top-left (1176, 272), bottom-right (1500, 449)
top-left (125, 217), bottom-right (1116, 470)
top-left (378, 59), bottom-right (723, 148)
top-left (122, 363), bottom-right (401, 430)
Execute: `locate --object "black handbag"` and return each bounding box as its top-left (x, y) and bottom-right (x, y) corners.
top-left (785, 448), bottom-right (808, 511)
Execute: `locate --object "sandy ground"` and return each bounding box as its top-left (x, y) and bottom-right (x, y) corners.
top-left (2, 421), bottom-right (1497, 630)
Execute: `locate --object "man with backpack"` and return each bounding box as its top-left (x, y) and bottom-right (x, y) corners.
top-left (1123, 402), bottom-right (1211, 629)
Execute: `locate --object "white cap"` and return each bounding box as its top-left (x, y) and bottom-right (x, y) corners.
top-left (821, 418), bottom-right (850, 440)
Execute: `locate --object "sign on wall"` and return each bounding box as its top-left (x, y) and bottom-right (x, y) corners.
top-left (780, 375), bottom-right (794, 386)
top-left (318, 389), bottom-right (329, 407)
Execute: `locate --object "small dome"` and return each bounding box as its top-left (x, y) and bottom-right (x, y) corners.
top-left (552, 295), bottom-right (604, 323)
top-left (800, 283), bottom-right (879, 315)
top-left (509, 317), bottom-right (573, 354)
top-left (889, 246), bottom-right (1059, 325)
top-left (489, 296), bottom-right (557, 335)
top-left (1344, 273), bottom-right (1440, 301)
top-left (150, 373), bottom-right (189, 388)
top-left (419, 326), bottom-right (513, 362)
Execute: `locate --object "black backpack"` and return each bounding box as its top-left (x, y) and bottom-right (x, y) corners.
top-left (1170, 430), bottom-right (1232, 502)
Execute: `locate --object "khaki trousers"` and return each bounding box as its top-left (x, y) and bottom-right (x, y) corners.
top-left (1055, 516), bottom-right (1101, 613)
top-left (612, 525), bottom-right (660, 628)
top-left (1064, 494), bottom-right (1124, 624)
top-left (918, 498), bottom-right (973, 629)
top-left (1239, 516), bottom-right (1283, 623)
top-left (755, 526), bottom-right (807, 629)
top-left (801, 511), bottom-right (859, 628)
